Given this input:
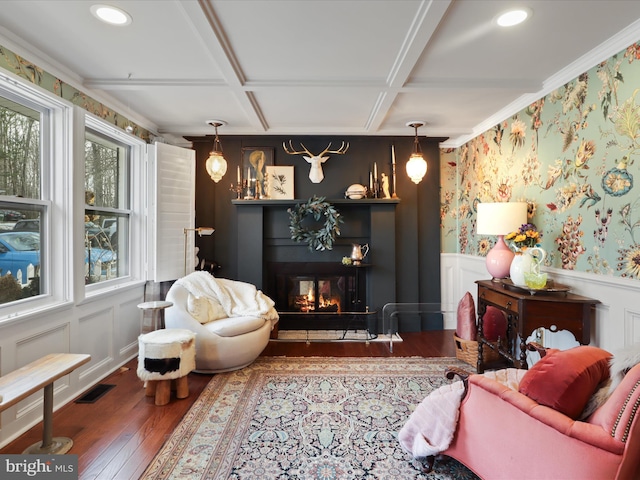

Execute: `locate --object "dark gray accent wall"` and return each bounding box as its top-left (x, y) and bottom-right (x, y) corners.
top-left (186, 135), bottom-right (444, 331)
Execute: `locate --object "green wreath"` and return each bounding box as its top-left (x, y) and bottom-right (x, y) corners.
top-left (288, 196), bottom-right (342, 251)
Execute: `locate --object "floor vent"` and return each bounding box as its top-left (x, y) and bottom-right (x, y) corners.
top-left (75, 384), bottom-right (115, 404)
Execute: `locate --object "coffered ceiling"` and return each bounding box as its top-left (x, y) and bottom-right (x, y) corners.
top-left (1, 0), bottom-right (640, 146)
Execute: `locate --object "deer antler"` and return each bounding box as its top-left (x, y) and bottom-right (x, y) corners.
top-left (319, 141), bottom-right (349, 157)
top-left (283, 141), bottom-right (349, 157)
top-left (283, 140), bottom-right (349, 184)
top-left (283, 140), bottom-right (314, 156)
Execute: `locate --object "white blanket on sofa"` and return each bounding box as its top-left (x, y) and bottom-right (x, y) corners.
top-left (176, 271), bottom-right (279, 322)
top-left (398, 368), bottom-right (525, 458)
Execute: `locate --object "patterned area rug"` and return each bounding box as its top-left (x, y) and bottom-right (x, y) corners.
top-left (141, 357), bottom-right (479, 480)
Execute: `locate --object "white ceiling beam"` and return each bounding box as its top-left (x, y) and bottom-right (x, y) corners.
top-left (365, 0), bottom-right (453, 132)
top-left (180, 0), bottom-right (269, 131)
top-left (84, 79), bottom-right (228, 89)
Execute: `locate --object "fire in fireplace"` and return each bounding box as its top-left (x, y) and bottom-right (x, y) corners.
top-left (289, 276), bottom-right (344, 312)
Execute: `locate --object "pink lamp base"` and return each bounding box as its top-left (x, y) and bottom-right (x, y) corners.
top-left (486, 235), bottom-right (514, 280)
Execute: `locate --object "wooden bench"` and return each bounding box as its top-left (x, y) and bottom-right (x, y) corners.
top-left (0, 353), bottom-right (91, 454)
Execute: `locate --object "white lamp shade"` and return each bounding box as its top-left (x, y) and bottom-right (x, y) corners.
top-left (206, 152), bottom-right (227, 183)
top-left (477, 202), bottom-right (528, 235)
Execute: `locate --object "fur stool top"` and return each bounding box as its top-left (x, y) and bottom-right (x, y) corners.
top-left (137, 329), bottom-right (196, 382)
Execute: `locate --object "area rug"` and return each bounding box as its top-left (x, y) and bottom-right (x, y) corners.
top-left (274, 329), bottom-right (403, 343)
top-left (140, 357), bottom-right (479, 480)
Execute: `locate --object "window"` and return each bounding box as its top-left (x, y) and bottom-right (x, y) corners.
top-left (0, 95), bottom-right (46, 305)
top-left (0, 70), bottom-right (147, 318)
top-left (84, 128), bottom-right (130, 285)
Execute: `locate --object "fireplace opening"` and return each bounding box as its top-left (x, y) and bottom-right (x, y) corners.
top-left (266, 262), bottom-right (368, 330)
top-left (288, 275), bottom-right (345, 312)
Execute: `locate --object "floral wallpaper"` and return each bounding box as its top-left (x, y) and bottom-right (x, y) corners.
top-left (0, 43), bottom-right (151, 142)
top-left (441, 41), bottom-right (640, 280)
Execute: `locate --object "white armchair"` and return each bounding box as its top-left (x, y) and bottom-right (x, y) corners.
top-left (164, 276), bottom-right (278, 373)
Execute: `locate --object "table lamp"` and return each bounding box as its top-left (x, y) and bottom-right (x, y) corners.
top-left (477, 202), bottom-right (528, 280)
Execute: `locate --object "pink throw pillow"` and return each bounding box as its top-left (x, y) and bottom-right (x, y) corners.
top-left (483, 306), bottom-right (507, 342)
top-left (518, 346), bottom-right (612, 419)
top-left (456, 292), bottom-right (476, 340)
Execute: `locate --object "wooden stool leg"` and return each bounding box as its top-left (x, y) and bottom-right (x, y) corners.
top-left (145, 380), bottom-right (157, 397)
top-left (175, 376), bottom-right (189, 399)
top-left (155, 380), bottom-right (171, 406)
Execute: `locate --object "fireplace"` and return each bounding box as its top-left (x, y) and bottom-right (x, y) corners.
top-left (234, 199), bottom-right (399, 332)
top-left (266, 262), bottom-right (368, 330)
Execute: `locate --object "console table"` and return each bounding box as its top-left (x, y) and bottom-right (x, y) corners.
top-left (475, 280), bottom-right (599, 373)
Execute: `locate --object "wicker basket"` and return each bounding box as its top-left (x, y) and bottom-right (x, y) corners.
top-left (453, 333), bottom-right (501, 367)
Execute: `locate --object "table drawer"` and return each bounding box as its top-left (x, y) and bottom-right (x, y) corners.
top-left (478, 286), bottom-right (519, 314)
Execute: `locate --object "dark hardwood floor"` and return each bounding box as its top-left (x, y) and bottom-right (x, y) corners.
top-left (0, 330), bottom-right (457, 479)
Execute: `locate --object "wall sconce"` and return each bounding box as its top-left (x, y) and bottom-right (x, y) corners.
top-left (205, 120), bottom-right (227, 183)
top-left (476, 202), bottom-right (528, 280)
top-left (183, 227), bottom-right (215, 276)
top-left (406, 121), bottom-right (427, 184)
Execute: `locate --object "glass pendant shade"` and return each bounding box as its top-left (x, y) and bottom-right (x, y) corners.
top-left (205, 120), bottom-right (227, 183)
top-left (406, 121), bottom-right (427, 184)
top-left (406, 153), bottom-right (427, 184)
top-left (206, 151), bottom-right (227, 182)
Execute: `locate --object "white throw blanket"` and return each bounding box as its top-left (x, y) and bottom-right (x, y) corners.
top-left (176, 271), bottom-right (279, 322)
top-left (398, 368), bottom-right (526, 458)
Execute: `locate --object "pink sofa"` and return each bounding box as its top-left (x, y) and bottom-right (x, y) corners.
top-left (439, 353), bottom-right (640, 479)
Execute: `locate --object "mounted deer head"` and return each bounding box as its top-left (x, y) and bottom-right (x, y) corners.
top-left (283, 141), bottom-right (349, 183)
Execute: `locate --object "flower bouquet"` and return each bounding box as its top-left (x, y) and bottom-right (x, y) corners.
top-left (506, 223), bottom-right (545, 287)
top-left (505, 223), bottom-right (542, 251)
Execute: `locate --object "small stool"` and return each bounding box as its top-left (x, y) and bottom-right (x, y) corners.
top-left (137, 329), bottom-right (196, 406)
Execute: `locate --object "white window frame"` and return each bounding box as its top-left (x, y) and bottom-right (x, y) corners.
top-left (77, 112), bottom-right (147, 301)
top-left (0, 70), bottom-right (73, 321)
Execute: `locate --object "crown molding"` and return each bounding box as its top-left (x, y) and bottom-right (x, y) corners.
top-left (440, 18), bottom-right (640, 149)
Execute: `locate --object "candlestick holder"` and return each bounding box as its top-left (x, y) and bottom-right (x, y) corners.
top-left (391, 162), bottom-right (398, 198)
top-left (230, 182), bottom-right (243, 199)
top-left (366, 183), bottom-right (375, 198)
top-left (243, 180), bottom-right (253, 199)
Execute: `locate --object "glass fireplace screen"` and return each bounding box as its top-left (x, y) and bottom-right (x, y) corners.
top-left (289, 275), bottom-right (348, 312)
top-left (268, 262), bottom-right (366, 314)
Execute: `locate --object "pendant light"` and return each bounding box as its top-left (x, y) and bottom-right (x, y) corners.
top-left (205, 120), bottom-right (227, 183)
top-left (406, 121), bottom-right (427, 184)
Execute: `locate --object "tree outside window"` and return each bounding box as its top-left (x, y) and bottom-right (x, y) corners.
top-left (84, 129), bottom-right (130, 285)
top-left (0, 96), bottom-right (44, 304)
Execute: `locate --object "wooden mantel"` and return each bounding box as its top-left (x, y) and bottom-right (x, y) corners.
top-left (231, 198), bottom-right (401, 206)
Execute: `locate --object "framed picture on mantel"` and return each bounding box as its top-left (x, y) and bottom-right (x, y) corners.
top-left (242, 147), bottom-right (273, 199)
top-left (265, 165), bottom-right (294, 199)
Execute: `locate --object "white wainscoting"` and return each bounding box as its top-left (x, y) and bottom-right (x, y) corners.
top-left (441, 253), bottom-right (640, 353)
top-left (0, 283), bottom-right (144, 448)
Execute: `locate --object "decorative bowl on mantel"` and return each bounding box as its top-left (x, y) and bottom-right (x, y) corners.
top-left (345, 184), bottom-right (367, 199)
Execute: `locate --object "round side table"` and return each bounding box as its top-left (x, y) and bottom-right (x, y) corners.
top-left (137, 300), bottom-right (173, 331)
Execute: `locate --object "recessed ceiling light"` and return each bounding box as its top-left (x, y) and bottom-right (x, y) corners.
top-left (90, 4), bottom-right (132, 26)
top-left (496, 8), bottom-right (530, 27)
